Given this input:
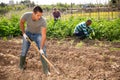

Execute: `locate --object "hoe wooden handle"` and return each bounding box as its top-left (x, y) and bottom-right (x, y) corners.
top-left (26, 37), bottom-right (60, 74)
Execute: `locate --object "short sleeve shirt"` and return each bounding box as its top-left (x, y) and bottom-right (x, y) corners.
top-left (21, 12), bottom-right (47, 34)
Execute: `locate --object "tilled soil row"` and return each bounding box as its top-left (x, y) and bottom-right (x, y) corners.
top-left (0, 38), bottom-right (120, 80)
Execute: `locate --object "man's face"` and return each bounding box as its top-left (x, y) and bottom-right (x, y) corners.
top-left (86, 21), bottom-right (92, 26)
top-left (54, 9), bottom-right (57, 12)
top-left (33, 11), bottom-right (42, 20)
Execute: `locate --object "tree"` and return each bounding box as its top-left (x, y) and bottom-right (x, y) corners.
top-left (111, 0), bottom-right (116, 4)
top-left (0, 2), bottom-right (7, 7)
top-left (110, 0), bottom-right (120, 8)
top-left (20, 0), bottom-right (35, 7)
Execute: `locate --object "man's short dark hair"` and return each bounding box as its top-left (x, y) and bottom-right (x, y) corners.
top-left (33, 6), bottom-right (43, 13)
top-left (53, 7), bottom-right (57, 10)
top-left (86, 19), bottom-right (92, 23)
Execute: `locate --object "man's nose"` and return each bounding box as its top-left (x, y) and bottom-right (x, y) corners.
top-left (38, 16), bottom-right (40, 19)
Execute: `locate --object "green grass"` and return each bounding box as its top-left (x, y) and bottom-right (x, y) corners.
top-left (110, 47), bottom-right (120, 51)
top-left (76, 41), bottom-right (84, 48)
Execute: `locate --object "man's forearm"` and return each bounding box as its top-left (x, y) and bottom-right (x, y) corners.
top-left (40, 35), bottom-right (46, 49)
top-left (20, 24), bottom-right (25, 34)
top-left (82, 29), bottom-right (89, 37)
top-left (20, 19), bottom-right (25, 34)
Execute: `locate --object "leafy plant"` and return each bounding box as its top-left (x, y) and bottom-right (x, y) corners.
top-left (0, 15), bottom-right (120, 41)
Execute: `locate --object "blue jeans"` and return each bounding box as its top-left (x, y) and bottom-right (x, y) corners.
top-left (74, 31), bottom-right (86, 39)
top-left (21, 31), bottom-right (49, 74)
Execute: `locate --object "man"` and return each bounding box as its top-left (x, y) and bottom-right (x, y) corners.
top-left (52, 8), bottom-right (61, 21)
top-left (19, 6), bottom-right (50, 75)
top-left (74, 20), bottom-right (94, 39)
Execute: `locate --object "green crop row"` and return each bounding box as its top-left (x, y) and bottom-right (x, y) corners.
top-left (0, 15), bottom-right (120, 41)
top-left (0, 15), bottom-right (21, 37)
top-left (92, 19), bottom-right (120, 41)
top-left (47, 17), bottom-right (120, 41)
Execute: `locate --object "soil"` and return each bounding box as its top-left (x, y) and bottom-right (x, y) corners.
top-left (0, 37), bottom-right (120, 80)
